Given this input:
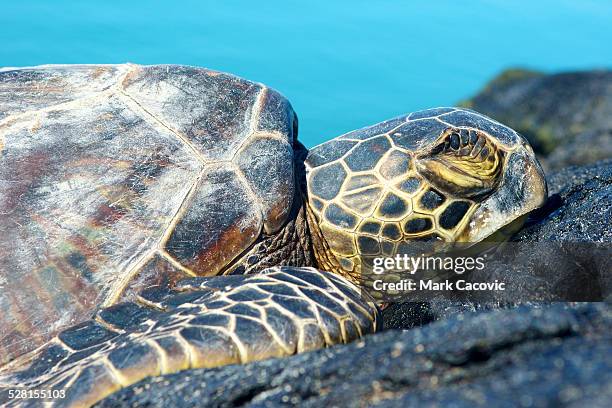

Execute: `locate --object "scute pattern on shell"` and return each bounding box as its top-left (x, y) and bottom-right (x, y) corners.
top-left (0, 64), bottom-right (297, 365)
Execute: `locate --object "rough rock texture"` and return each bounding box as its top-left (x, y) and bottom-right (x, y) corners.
top-left (460, 69), bottom-right (612, 170)
top-left (97, 162), bottom-right (612, 407)
top-left (544, 128), bottom-right (612, 171)
top-left (516, 160), bottom-right (612, 243)
top-left (96, 303), bottom-right (611, 408)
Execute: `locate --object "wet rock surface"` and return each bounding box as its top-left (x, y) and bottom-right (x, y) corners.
top-left (460, 69), bottom-right (612, 170)
top-left (96, 303), bottom-right (611, 408)
top-left (97, 161), bottom-right (612, 407)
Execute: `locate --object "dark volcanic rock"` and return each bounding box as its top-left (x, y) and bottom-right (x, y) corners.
top-left (516, 159), bottom-right (612, 243)
top-left (544, 128), bottom-right (612, 171)
top-left (460, 69), bottom-right (612, 170)
top-left (97, 303), bottom-right (611, 408)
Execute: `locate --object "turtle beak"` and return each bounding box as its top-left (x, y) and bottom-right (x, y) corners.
top-left (458, 145), bottom-right (547, 243)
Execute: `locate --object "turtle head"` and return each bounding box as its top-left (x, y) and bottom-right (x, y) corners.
top-left (304, 108), bottom-right (547, 281)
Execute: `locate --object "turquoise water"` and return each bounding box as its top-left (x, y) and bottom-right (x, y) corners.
top-left (2, 1), bottom-right (611, 147)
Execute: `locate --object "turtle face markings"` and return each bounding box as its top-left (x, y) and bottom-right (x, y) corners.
top-left (359, 220), bottom-right (382, 235)
top-left (324, 203), bottom-right (359, 230)
top-left (381, 223), bottom-right (402, 241)
top-left (416, 188), bottom-right (446, 211)
top-left (378, 149), bottom-right (412, 180)
top-left (343, 136), bottom-right (391, 171)
top-left (340, 187), bottom-right (383, 216)
top-left (344, 174), bottom-right (381, 191)
top-left (439, 201), bottom-right (472, 230)
top-left (403, 215), bottom-right (434, 234)
top-left (395, 177), bottom-right (421, 194)
top-left (376, 192), bottom-right (411, 220)
top-left (305, 107), bottom-right (546, 280)
top-left (308, 162), bottom-right (347, 201)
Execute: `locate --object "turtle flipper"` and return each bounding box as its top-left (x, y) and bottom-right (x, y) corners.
top-left (0, 267), bottom-right (380, 407)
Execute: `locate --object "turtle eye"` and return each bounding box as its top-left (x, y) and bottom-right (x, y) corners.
top-left (438, 129), bottom-right (489, 157)
top-left (415, 128), bottom-right (505, 199)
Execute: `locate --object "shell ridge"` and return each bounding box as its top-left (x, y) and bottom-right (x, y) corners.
top-left (116, 88), bottom-right (208, 165)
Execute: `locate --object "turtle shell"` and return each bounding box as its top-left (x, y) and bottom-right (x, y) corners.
top-left (0, 64), bottom-right (297, 364)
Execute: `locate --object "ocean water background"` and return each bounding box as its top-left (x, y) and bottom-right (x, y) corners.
top-left (1, 0), bottom-right (611, 147)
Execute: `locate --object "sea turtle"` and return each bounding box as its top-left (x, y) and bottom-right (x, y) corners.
top-left (0, 64), bottom-right (547, 407)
